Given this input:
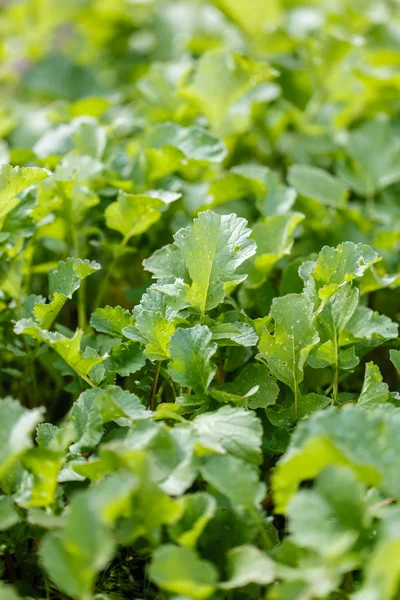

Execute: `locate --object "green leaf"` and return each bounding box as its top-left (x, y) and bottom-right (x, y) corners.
top-left (208, 164), bottom-right (294, 216)
top-left (180, 49), bottom-right (270, 135)
top-left (168, 325), bottom-right (217, 396)
top-left (358, 362), bottom-right (389, 406)
top-left (20, 447), bottom-right (63, 508)
top-left (0, 583), bottom-right (23, 600)
top-left (288, 164), bottom-right (348, 207)
top-left (0, 496), bottom-right (20, 530)
top-left (105, 190), bottom-right (177, 240)
top-left (143, 243), bottom-right (189, 281)
top-left (145, 122), bottom-right (227, 164)
top-left (219, 545), bottom-right (276, 589)
top-left (319, 283), bottom-right (359, 337)
top-left (149, 544), bottom-right (218, 600)
top-left (41, 476), bottom-right (133, 599)
top-left (208, 317), bottom-right (258, 347)
top-left (173, 211), bottom-right (256, 312)
top-left (338, 117), bottom-right (400, 195)
top-left (106, 340), bottom-right (146, 377)
top-left (114, 453), bottom-right (183, 543)
top-left (90, 306), bottom-right (133, 337)
top-left (126, 282), bottom-right (188, 361)
top-left (341, 306), bottom-right (398, 345)
top-left (34, 258), bottom-right (100, 329)
top-left (360, 265), bottom-right (400, 295)
top-left (168, 492), bottom-right (216, 549)
top-left (248, 212), bottom-right (304, 282)
top-left (213, 0), bottom-right (280, 36)
top-left (209, 165), bottom-right (269, 209)
top-left (0, 397), bottom-right (44, 478)
top-left (258, 294), bottom-right (319, 411)
top-left (36, 423), bottom-right (59, 447)
top-left (308, 283), bottom-right (360, 399)
top-left (161, 426), bottom-right (199, 496)
top-left (272, 405), bottom-right (400, 513)
top-left (210, 363), bottom-right (279, 409)
top-left (0, 163), bottom-right (50, 222)
top-left (200, 454), bottom-right (265, 508)
top-left (353, 509), bottom-right (400, 600)
top-left (266, 393), bottom-right (331, 428)
top-left (14, 319), bottom-right (106, 385)
top-left (193, 405), bottom-right (263, 465)
top-left (256, 169), bottom-right (297, 217)
top-left (126, 314), bottom-right (175, 362)
top-left (287, 466), bottom-right (368, 558)
top-left (100, 420), bottom-right (177, 482)
top-left (71, 386), bottom-right (151, 452)
top-left (304, 242), bottom-right (380, 304)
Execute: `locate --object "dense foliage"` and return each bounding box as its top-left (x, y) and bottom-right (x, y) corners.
top-left (1, 0), bottom-right (400, 598)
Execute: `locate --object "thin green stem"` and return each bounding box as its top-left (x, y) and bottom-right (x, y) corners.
top-left (332, 323), bottom-right (339, 404)
top-left (250, 507), bottom-right (272, 552)
top-left (292, 328), bottom-right (298, 418)
top-left (80, 373), bottom-right (98, 389)
top-left (92, 234), bottom-right (130, 312)
top-left (77, 278), bottom-right (87, 330)
top-left (149, 362), bottom-right (161, 411)
top-left (58, 183), bottom-right (87, 328)
top-left (366, 192), bottom-right (374, 220)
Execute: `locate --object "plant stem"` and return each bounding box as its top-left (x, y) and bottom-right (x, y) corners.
top-left (92, 234), bottom-right (130, 311)
top-left (81, 373), bottom-right (98, 389)
top-left (149, 362), bottom-right (161, 410)
top-left (332, 324), bottom-right (339, 404)
top-left (366, 192), bottom-right (374, 220)
top-left (58, 183), bottom-right (88, 328)
top-left (292, 330), bottom-right (298, 417)
top-left (370, 497), bottom-right (395, 511)
top-left (77, 278), bottom-right (87, 330)
top-left (216, 351), bottom-right (225, 384)
top-left (250, 507), bottom-right (272, 552)
top-left (294, 385), bottom-right (298, 418)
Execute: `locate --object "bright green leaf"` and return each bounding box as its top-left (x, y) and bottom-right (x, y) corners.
top-left (174, 211), bottom-right (256, 312)
top-left (150, 544), bottom-right (218, 600)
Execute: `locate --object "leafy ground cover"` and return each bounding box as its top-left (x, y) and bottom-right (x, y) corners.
top-left (1, 0), bottom-right (400, 598)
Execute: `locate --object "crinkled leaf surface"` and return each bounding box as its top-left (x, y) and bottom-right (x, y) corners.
top-left (358, 362), bottom-right (389, 406)
top-left (0, 164), bottom-right (50, 222)
top-left (168, 325), bottom-right (217, 395)
top-left (258, 294), bottom-right (319, 404)
top-left (105, 190), bottom-right (177, 240)
top-left (193, 405), bottom-right (263, 464)
top-left (90, 305), bottom-right (133, 337)
top-left (174, 211), bottom-right (256, 312)
top-left (210, 362), bottom-right (279, 408)
top-left (305, 242), bottom-right (380, 305)
top-left (14, 319), bottom-right (106, 384)
top-left (34, 258), bottom-right (100, 329)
